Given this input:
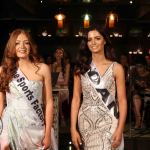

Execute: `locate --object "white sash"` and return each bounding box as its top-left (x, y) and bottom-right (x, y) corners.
top-left (86, 62), bottom-right (119, 119)
top-left (13, 69), bottom-right (44, 126)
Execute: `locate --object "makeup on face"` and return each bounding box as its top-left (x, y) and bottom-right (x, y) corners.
top-left (15, 33), bottom-right (30, 58)
top-left (87, 30), bottom-right (106, 53)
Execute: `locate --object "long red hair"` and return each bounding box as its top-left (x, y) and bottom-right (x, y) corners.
top-left (0, 29), bottom-right (42, 92)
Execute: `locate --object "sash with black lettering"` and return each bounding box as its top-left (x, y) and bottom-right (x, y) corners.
top-left (12, 69), bottom-right (44, 126)
top-left (86, 62), bottom-right (119, 119)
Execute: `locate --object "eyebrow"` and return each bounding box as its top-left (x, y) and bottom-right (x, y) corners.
top-left (16, 40), bottom-right (29, 42)
top-left (88, 35), bottom-right (102, 39)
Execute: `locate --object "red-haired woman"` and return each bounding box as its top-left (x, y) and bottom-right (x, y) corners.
top-left (0, 29), bottom-right (53, 150)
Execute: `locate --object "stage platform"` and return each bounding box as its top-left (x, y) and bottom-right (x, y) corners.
top-left (59, 133), bottom-right (150, 150)
top-left (59, 121), bottom-right (150, 150)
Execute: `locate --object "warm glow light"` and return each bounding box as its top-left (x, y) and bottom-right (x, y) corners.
top-left (129, 51), bottom-right (132, 54)
top-left (75, 34), bottom-right (79, 37)
top-left (83, 14), bottom-right (90, 28)
top-left (84, 14), bottom-right (90, 20)
top-left (129, 1), bottom-right (133, 4)
top-left (113, 32), bottom-right (119, 37)
top-left (110, 14), bottom-right (115, 20)
top-left (133, 51), bottom-right (137, 54)
top-left (109, 14), bottom-right (115, 28)
top-left (55, 13), bottom-right (66, 28)
top-left (106, 12), bottom-right (118, 28)
top-left (55, 14), bottom-right (65, 20)
top-left (42, 30), bottom-right (47, 36)
top-left (82, 0), bottom-right (91, 3)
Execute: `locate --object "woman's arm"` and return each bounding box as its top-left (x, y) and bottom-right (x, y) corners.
top-left (71, 74), bottom-right (82, 150)
top-left (112, 63), bottom-right (127, 148)
top-left (0, 92), bottom-right (5, 117)
top-left (0, 67), bottom-right (5, 117)
top-left (63, 63), bottom-right (70, 86)
top-left (115, 63), bottom-right (127, 132)
top-left (41, 64), bottom-right (54, 148)
top-left (57, 63), bottom-right (70, 86)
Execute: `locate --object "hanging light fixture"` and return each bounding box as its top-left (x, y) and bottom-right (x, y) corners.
top-left (106, 12), bottom-right (118, 28)
top-left (83, 13), bottom-right (91, 28)
top-left (82, 0), bottom-right (92, 3)
top-left (54, 13), bottom-right (66, 28)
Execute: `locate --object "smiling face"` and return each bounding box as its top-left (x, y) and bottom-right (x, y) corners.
top-left (87, 30), bottom-right (106, 54)
top-left (15, 33), bottom-right (31, 59)
top-left (55, 48), bottom-right (64, 60)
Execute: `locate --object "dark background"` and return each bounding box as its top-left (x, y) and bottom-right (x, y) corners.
top-left (0, 0), bottom-right (150, 63)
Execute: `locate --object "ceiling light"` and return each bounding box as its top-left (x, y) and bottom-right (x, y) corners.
top-left (82, 0), bottom-right (92, 3)
top-left (133, 51), bottom-right (137, 54)
top-left (129, 51), bottom-right (132, 54)
top-left (75, 34), bottom-right (79, 37)
top-left (42, 30), bottom-right (47, 37)
top-left (113, 32), bottom-right (119, 37)
top-left (106, 12), bottom-right (118, 28)
top-left (110, 34), bottom-right (113, 37)
top-left (129, 1), bottom-right (133, 4)
top-left (48, 34), bottom-right (52, 37)
top-left (55, 13), bottom-right (66, 28)
top-left (83, 13), bottom-right (91, 28)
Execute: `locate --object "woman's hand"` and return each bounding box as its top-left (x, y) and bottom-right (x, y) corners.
top-left (42, 135), bottom-right (51, 150)
top-left (71, 129), bottom-right (82, 150)
top-left (111, 129), bottom-right (122, 149)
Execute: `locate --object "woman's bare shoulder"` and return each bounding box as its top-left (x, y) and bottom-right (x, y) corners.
top-left (37, 63), bottom-right (49, 70)
top-left (37, 63), bottom-right (51, 75)
top-left (0, 66), bottom-right (3, 74)
top-left (114, 62), bottom-right (123, 69)
top-left (113, 62), bottom-right (124, 76)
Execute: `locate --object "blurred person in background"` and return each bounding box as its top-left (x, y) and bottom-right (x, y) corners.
top-left (52, 47), bottom-right (70, 127)
top-left (132, 63), bottom-right (150, 129)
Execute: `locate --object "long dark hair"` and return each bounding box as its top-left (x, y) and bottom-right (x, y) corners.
top-left (53, 47), bottom-right (70, 75)
top-left (74, 24), bottom-right (115, 75)
top-left (0, 28), bottom-right (42, 92)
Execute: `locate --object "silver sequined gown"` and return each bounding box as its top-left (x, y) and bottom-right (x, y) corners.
top-left (78, 62), bottom-right (124, 150)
